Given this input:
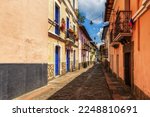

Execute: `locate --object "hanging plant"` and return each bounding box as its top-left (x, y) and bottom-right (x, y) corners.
top-left (60, 18), bottom-right (66, 32)
top-left (68, 28), bottom-right (74, 33)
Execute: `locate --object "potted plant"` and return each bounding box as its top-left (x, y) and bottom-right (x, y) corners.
top-left (60, 18), bottom-right (65, 32)
top-left (68, 28), bottom-right (74, 33)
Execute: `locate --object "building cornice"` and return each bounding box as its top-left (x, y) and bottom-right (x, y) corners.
top-left (79, 25), bottom-right (92, 42)
top-left (104, 0), bottom-right (115, 21)
top-left (62, 0), bottom-right (78, 22)
top-left (132, 0), bottom-right (150, 22)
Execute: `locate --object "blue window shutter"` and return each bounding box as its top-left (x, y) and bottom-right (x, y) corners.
top-left (55, 4), bottom-right (60, 35)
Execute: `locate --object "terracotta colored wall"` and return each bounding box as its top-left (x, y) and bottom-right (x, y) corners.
top-left (110, 44), bottom-right (124, 80)
top-left (109, 0), bottom-right (126, 79)
top-left (109, 0), bottom-right (145, 81)
top-left (0, 0), bottom-right (48, 63)
top-left (133, 10), bottom-right (150, 97)
top-left (109, 0), bottom-right (150, 98)
top-left (113, 0), bottom-right (124, 11)
top-left (117, 45), bottom-right (124, 80)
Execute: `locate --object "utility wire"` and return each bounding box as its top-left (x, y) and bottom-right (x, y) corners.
top-left (91, 12), bottom-right (104, 21)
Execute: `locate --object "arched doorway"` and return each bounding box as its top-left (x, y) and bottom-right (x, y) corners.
top-left (55, 46), bottom-right (60, 76)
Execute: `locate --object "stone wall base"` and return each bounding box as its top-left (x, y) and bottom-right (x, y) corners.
top-left (62, 62), bottom-right (66, 75)
top-left (48, 64), bottom-right (54, 80)
top-left (0, 64), bottom-right (47, 100)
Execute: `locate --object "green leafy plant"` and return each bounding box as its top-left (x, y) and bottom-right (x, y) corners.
top-left (77, 10), bottom-right (85, 24)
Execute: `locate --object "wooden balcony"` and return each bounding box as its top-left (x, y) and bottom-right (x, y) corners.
top-left (113, 11), bottom-right (132, 42)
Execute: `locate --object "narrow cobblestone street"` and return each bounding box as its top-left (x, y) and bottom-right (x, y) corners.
top-left (15, 64), bottom-right (134, 100)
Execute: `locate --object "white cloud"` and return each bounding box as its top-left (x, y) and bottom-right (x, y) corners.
top-left (97, 28), bottom-right (103, 38)
top-left (99, 28), bottom-right (103, 33)
top-left (79, 0), bottom-right (106, 24)
top-left (97, 32), bottom-right (101, 37)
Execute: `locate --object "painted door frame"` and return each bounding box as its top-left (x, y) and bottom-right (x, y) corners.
top-left (66, 17), bottom-right (69, 38)
top-left (54, 44), bottom-right (62, 77)
top-left (55, 46), bottom-right (60, 76)
top-left (66, 49), bottom-right (70, 72)
top-left (54, 2), bottom-right (60, 35)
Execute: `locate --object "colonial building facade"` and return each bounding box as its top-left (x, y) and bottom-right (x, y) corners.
top-left (103, 0), bottom-right (150, 99)
top-left (0, 0), bottom-right (48, 99)
top-left (90, 42), bottom-right (97, 65)
top-left (48, 0), bottom-right (79, 79)
top-left (0, 0), bottom-right (98, 100)
top-left (78, 25), bottom-right (97, 69)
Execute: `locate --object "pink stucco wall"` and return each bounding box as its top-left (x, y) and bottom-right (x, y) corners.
top-left (78, 27), bottom-right (90, 64)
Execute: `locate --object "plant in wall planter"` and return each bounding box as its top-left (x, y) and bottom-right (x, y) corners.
top-left (129, 18), bottom-right (134, 33)
top-left (68, 28), bottom-right (74, 33)
top-left (60, 18), bottom-right (66, 32)
top-left (75, 34), bottom-right (79, 41)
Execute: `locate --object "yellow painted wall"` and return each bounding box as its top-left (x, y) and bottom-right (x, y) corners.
top-left (48, 0), bottom-right (78, 37)
top-left (48, 37), bottom-right (66, 64)
top-left (48, 0), bottom-right (79, 77)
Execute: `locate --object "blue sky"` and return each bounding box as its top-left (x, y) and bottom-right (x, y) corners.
top-left (78, 0), bottom-right (106, 44)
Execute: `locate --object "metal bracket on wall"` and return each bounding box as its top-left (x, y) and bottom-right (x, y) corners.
top-left (48, 18), bottom-right (56, 30)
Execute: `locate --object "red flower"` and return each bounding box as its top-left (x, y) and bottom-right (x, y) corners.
top-left (60, 18), bottom-right (66, 31)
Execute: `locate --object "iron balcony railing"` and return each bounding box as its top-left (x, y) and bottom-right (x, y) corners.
top-left (66, 30), bottom-right (75, 43)
top-left (114, 11), bottom-right (132, 39)
top-left (82, 44), bottom-right (89, 51)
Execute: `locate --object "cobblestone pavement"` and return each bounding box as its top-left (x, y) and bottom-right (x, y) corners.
top-left (48, 64), bottom-right (112, 100)
top-left (15, 64), bottom-right (134, 100)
